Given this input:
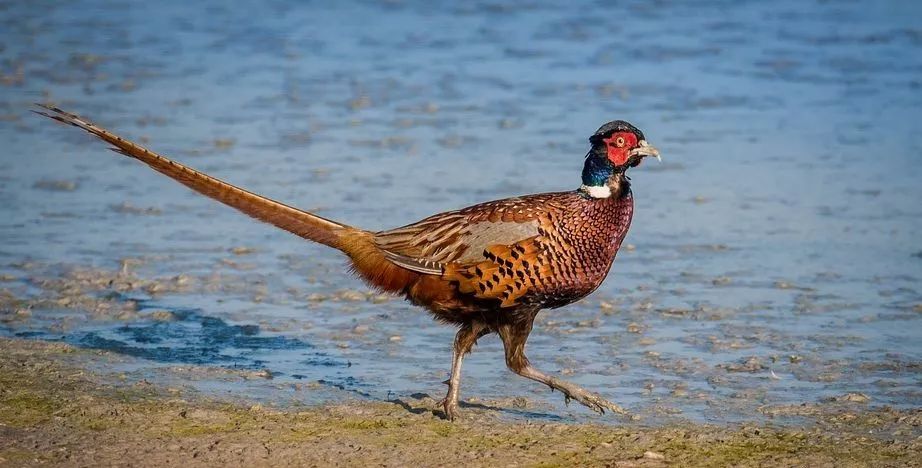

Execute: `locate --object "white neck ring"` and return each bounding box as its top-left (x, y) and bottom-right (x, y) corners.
top-left (580, 184), bottom-right (611, 198)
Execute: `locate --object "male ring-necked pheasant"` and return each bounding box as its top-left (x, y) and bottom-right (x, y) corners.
top-left (35, 105), bottom-right (660, 420)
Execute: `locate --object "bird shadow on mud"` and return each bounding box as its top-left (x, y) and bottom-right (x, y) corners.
top-left (388, 393), bottom-right (565, 421)
top-left (314, 377), bottom-right (375, 399)
top-left (13, 292), bottom-right (566, 421)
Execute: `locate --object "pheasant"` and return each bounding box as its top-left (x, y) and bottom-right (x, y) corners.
top-left (35, 105), bottom-right (660, 420)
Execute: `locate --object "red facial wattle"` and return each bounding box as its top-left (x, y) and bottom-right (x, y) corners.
top-left (602, 132), bottom-right (638, 166)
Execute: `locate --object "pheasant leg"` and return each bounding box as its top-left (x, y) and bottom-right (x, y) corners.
top-left (439, 322), bottom-right (487, 421)
top-left (497, 317), bottom-right (625, 415)
top-left (514, 365), bottom-right (625, 415)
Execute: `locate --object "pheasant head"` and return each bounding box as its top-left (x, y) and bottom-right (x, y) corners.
top-left (581, 120), bottom-right (660, 198)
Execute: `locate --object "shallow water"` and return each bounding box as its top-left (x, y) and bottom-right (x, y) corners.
top-left (1, 0), bottom-right (920, 424)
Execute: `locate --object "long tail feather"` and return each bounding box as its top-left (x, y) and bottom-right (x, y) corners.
top-left (34, 104), bottom-right (352, 249)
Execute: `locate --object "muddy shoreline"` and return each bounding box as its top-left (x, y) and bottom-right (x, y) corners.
top-left (0, 337), bottom-right (918, 467)
top-left (2, 257), bottom-right (920, 428)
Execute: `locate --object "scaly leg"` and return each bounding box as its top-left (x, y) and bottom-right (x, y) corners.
top-left (439, 321), bottom-right (488, 421)
top-left (496, 317), bottom-right (626, 415)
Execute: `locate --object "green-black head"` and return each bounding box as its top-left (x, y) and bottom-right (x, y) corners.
top-left (581, 120), bottom-right (660, 191)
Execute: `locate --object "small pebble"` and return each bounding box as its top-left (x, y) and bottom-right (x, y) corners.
top-left (712, 276), bottom-right (732, 286)
top-left (149, 310), bottom-right (177, 322)
top-left (337, 290), bottom-right (366, 302)
top-left (252, 369), bottom-right (273, 380)
top-left (33, 179), bottom-right (77, 191)
top-left (214, 138), bottom-right (236, 150)
top-left (834, 392), bottom-right (870, 403)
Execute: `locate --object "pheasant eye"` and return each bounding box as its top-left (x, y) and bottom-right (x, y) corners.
top-left (615, 136), bottom-right (625, 147)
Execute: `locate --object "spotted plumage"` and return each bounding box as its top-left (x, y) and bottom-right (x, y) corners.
top-left (431, 191), bottom-right (634, 309)
top-left (34, 105), bottom-right (661, 421)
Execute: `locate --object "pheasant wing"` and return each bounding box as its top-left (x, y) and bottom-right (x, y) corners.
top-left (375, 194), bottom-right (570, 307)
top-left (374, 196), bottom-right (551, 270)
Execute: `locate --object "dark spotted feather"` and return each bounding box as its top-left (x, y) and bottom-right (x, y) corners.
top-left (375, 191), bottom-right (634, 309)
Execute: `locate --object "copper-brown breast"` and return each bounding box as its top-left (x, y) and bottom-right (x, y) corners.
top-left (531, 191), bottom-right (634, 308)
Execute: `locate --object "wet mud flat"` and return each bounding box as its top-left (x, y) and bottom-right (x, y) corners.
top-left (1, 338), bottom-right (919, 467)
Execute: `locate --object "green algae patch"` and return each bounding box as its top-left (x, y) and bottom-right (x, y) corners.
top-left (337, 417), bottom-right (407, 431)
top-left (428, 421), bottom-right (460, 438)
top-left (0, 448), bottom-right (47, 465)
top-left (0, 393), bottom-right (62, 427)
top-left (0, 337), bottom-right (919, 467)
top-left (654, 430), bottom-right (815, 466)
top-left (166, 419), bottom-right (240, 437)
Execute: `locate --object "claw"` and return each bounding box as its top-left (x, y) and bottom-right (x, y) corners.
top-left (438, 397), bottom-right (460, 421)
top-left (561, 390), bottom-right (628, 416)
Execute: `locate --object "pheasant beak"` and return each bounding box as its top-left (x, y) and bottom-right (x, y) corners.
top-left (629, 140), bottom-right (661, 162)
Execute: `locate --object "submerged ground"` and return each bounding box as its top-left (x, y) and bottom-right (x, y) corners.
top-left (0, 0), bottom-right (921, 464)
